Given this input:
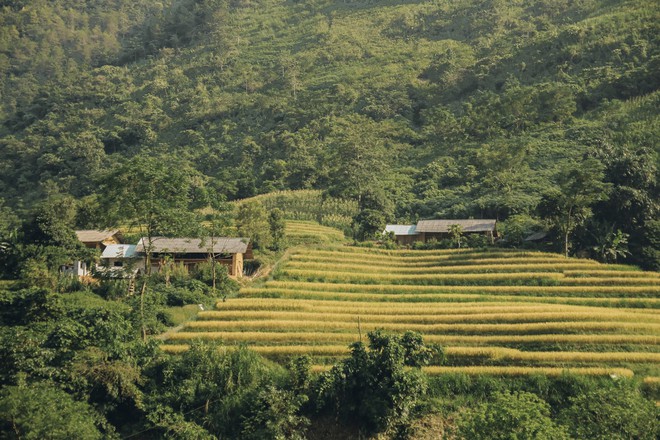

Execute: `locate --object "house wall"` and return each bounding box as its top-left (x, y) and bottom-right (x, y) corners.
top-left (231, 253), bottom-right (244, 277)
top-left (395, 235), bottom-right (418, 246)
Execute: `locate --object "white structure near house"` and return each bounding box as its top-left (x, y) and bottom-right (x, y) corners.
top-left (98, 244), bottom-right (144, 277)
top-left (62, 230), bottom-right (124, 277)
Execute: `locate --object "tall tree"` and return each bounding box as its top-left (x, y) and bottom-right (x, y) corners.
top-left (540, 158), bottom-right (610, 257)
top-left (99, 155), bottom-right (201, 339)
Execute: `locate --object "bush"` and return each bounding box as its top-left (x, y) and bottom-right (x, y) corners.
top-left (314, 331), bottom-right (436, 438)
top-left (561, 383), bottom-right (659, 440)
top-left (454, 391), bottom-right (570, 440)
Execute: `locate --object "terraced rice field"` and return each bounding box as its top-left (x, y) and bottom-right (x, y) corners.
top-left (163, 227), bottom-right (660, 378)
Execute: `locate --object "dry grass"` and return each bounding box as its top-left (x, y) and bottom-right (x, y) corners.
top-left (263, 280), bottom-right (660, 295)
top-left (185, 319), bottom-right (660, 334)
top-left (197, 309), bottom-right (660, 324)
top-left (561, 277), bottom-right (660, 286)
top-left (422, 366), bottom-right (635, 377)
top-left (279, 268), bottom-right (564, 284)
top-left (445, 347), bottom-right (660, 363)
top-left (284, 261), bottom-right (604, 274)
top-left (165, 331), bottom-right (659, 346)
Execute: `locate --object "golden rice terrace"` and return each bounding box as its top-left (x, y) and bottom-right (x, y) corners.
top-left (163, 227), bottom-right (660, 379)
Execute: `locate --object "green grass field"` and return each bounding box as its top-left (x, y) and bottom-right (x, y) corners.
top-left (162, 221), bottom-right (660, 378)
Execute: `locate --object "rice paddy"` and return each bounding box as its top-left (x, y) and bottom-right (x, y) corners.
top-left (162, 223), bottom-right (660, 378)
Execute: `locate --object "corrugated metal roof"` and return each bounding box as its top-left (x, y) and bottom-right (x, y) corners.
top-left (416, 219), bottom-right (496, 233)
top-left (524, 231), bottom-right (548, 241)
top-left (384, 225), bottom-right (418, 235)
top-left (75, 230), bottom-right (119, 243)
top-left (101, 244), bottom-right (138, 259)
top-left (136, 237), bottom-right (251, 255)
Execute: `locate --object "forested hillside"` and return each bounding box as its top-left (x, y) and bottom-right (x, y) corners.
top-left (0, 0), bottom-right (658, 265)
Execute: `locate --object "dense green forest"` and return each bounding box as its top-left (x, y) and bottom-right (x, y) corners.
top-left (0, 0), bottom-right (658, 267)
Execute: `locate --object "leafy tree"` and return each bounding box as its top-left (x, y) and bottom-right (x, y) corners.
top-left (589, 222), bottom-right (631, 263)
top-left (448, 224), bottom-right (464, 248)
top-left (455, 391), bottom-right (570, 440)
top-left (561, 384), bottom-right (658, 440)
top-left (236, 201), bottom-right (271, 250)
top-left (353, 209), bottom-right (386, 241)
top-left (100, 156), bottom-right (202, 273)
top-left (325, 114), bottom-right (390, 206)
top-left (315, 330), bottom-right (436, 438)
top-left (268, 208), bottom-right (286, 251)
top-left (0, 379), bottom-right (105, 440)
top-left (241, 385), bottom-right (309, 440)
top-left (99, 155), bottom-right (202, 339)
top-left (539, 158), bottom-right (611, 256)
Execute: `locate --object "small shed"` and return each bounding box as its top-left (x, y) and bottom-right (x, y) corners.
top-left (98, 244), bottom-right (143, 277)
top-left (415, 219), bottom-right (497, 243)
top-left (384, 225), bottom-right (419, 246)
top-left (136, 237), bottom-right (253, 277)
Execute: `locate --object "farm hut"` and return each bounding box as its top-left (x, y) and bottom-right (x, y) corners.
top-left (136, 237), bottom-right (253, 277)
top-left (383, 224), bottom-right (419, 246)
top-left (62, 229), bottom-right (124, 277)
top-left (75, 230), bottom-right (123, 250)
top-left (415, 219), bottom-right (497, 243)
top-left (98, 244), bottom-right (144, 277)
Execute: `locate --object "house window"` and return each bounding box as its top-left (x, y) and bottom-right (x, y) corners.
top-left (114, 261), bottom-right (123, 267)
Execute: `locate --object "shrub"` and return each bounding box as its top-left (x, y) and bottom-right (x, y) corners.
top-left (561, 384), bottom-right (659, 440)
top-left (314, 330), bottom-right (436, 439)
top-left (454, 391), bottom-right (570, 440)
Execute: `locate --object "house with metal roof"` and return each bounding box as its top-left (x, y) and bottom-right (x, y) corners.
top-left (63, 230), bottom-right (125, 277)
top-left (415, 219), bottom-right (496, 242)
top-left (136, 237), bottom-right (253, 277)
top-left (384, 219), bottom-right (497, 245)
top-left (383, 224), bottom-right (418, 246)
top-left (97, 244), bottom-right (143, 277)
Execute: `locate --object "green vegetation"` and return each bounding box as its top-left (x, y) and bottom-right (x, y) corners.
top-left (0, 0), bottom-right (657, 268)
top-left (0, 0), bottom-right (658, 437)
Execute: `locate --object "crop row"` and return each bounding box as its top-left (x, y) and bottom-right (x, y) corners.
top-left (160, 344), bottom-right (659, 364)
top-left (301, 248), bottom-right (573, 260)
top-left (444, 347), bottom-right (660, 363)
top-left (184, 319), bottom-right (660, 334)
top-left (283, 261), bottom-right (607, 274)
top-left (278, 268), bottom-right (566, 285)
top-left (184, 317), bottom-right (660, 335)
top-left (166, 331), bottom-right (659, 345)
top-left (421, 366), bottom-right (635, 377)
top-left (197, 310), bottom-right (660, 324)
top-left (238, 288), bottom-right (660, 307)
top-left (262, 280), bottom-right (660, 296)
top-left (288, 254), bottom-right (609, 268)
top-left (212, 298), bottom-right (659, 314)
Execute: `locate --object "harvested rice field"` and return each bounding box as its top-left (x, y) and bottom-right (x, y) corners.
top-left (162, 222), bottom-right (660, 378)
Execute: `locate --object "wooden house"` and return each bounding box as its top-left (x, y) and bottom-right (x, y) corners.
top-left (383, 224), bottom-right (418, 246)
top-left (415, 219), bottom-right (497, 242)
top-left (136, 237), bottom-right (253, 277)
top-left (62, 230), bottom-right (124, 277)
top-left (384, 219), bottom-right (497, 245)
top-left (75, 230), bottom-right (123, 249)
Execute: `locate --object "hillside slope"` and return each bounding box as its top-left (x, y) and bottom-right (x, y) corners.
top-left (163, 243), bottom-right (660, 379)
